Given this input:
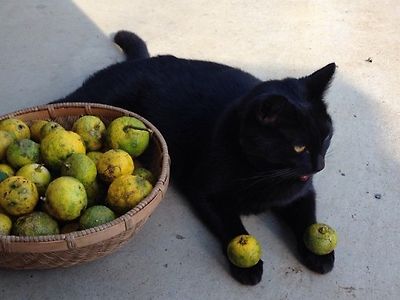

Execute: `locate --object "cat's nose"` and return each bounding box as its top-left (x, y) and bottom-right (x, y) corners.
top-left (314, 155), bottom-right (325, 172)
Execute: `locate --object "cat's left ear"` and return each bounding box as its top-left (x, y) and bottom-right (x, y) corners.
top-left (301, 63), bottom-right (336, 101)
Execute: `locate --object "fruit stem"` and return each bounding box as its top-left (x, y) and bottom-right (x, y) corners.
top-left (35, 165), bottom-right (43, 172)
top-left (318, 226), bottom-right (328, 234)
top-left (122, 125), bottom-right (153, 135)
top-left (238, 236), bottom-right (248, 245)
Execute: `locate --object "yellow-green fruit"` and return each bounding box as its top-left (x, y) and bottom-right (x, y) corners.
top-left (30, 120), bottom-right (48, 142)
top-left (107, 175), bottom-right (152, 213)
top-left (16, 163), bottom-right (52, 196)
top-left (0, 213), bottom-right (12, 235)
top-left (227, 235), bottom-right (262, 268)
top-left (13, 212), bottom-right (59, 236)
top-left (84, 179), bottom-right (105, 207)
top-left (45, 176), bottom-right (87, 221)
top-left (60, 222), bottom-right (80, 234)
top-left (0, 164), bottom-right (15, 183)
top-left (6, 139), bottom-right (40, 168)
top-left (0, 130), bottom-right (14, 160)
top-left (40, 130), bottom-right (86, 170)
top-left (0, 118), bottom-right (30, 140)
top-left (0, 176), bottom-right (39, 216)
top-left (72, 115), bottom-right (106, 151)
top-left (97, 149), bottom-right (134, 182)
top-left (106, 116), bottom-right (150, 157)
top-left (133, 167), bottom-right (156, 185)
top-left (40, 121), bottom-right (65, 140)
top-left (86, 151), bottom-right (103, 166)
top-left (61, 153), bottom-right (97, 185)
top-left (303, 223), bottom-right (338, 255)
top-left (79, 205), bottom-right (116, 229)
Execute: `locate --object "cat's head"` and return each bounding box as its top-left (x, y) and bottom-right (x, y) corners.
top-left (237, 63), bottom-right (336, 182)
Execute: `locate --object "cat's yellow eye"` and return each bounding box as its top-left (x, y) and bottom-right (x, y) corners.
top-left (294, 145), bottom-right (306, 153)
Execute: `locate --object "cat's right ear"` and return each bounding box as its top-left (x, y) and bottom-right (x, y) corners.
top-left (301, 63), bottom-right (336, 101)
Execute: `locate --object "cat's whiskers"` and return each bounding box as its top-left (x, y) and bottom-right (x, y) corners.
top-left (236, 168), bottom-right (300, 191)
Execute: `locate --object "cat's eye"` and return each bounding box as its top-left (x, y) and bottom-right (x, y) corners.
top-left (294, 145), bottom-right (306, 153)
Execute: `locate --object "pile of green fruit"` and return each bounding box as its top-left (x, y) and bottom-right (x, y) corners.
top-left (0, 115), bottom-right (156, 236)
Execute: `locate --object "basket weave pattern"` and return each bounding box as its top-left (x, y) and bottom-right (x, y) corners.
top-left (0, 103), bottom-right (170, 269)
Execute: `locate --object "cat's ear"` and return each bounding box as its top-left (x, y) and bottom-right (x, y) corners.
top-left (257, 95), bottom-right (288, 125)
top-left (301, 63), bottom-right (336, 101)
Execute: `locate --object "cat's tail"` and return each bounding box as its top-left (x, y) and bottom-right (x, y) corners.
top-left (114, 30), bottom-right (150, 61)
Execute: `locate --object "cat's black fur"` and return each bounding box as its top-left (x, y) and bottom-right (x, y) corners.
top-left (52, 31), bottom-right (336, 285)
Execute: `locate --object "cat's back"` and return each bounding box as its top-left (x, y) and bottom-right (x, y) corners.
top-left (66, 54), bottom-right (260, 178)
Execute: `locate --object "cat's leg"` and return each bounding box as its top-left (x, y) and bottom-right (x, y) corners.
top-left (189, 196), bottom-right (263, 285)
top-left (273, 190), bottom-right (335, 274)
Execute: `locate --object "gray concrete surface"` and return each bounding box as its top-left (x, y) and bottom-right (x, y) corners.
top-left (1, 1), bottom-right (399, 299)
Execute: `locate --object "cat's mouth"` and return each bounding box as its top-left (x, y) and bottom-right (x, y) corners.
top-left (299, 175), bottom-right (311, 182)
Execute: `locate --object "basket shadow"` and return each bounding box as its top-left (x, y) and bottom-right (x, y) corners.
top-left (0, 0), bottom-right (122, 115)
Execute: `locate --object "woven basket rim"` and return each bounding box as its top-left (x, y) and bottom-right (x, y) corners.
top-left (0, 102), bottom-right (170, 244)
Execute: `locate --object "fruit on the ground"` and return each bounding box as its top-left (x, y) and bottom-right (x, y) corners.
top-left (303, 223), bottom-right (338, 255)
top-left (40, 130), bottom-right (86, 170)
top-left (106, 116), bottom-right (150, 157)
top-left (97, 149), bottom-right (134, 182)
top-left (30, 120), bottom-right (48, 142)
top-left (0, 130), bottom-right (14, 160)
top-left (107, 175), bottom-right (152, 213)
top-left (0, 118), bottom-right (30, 140)
top-left (40, 121), bottom-right (64, 139)
top-left (227, 235), bottom-right (262, 268)
top-left (133, 167), bottom-right (156, 184)
top-left (79, 205), bottom-right (116, 229)
top-left (6, 139), bottom-right (40, 168)
top-left (45, 176), bottom-right (87, 221)
top-left (0, 213), bottom-right (12, 235)
top-left (0, 164), bottom-right (15, 183)
top-left (16, 163), bottom-right (52, 196)
top-left (87, 151), bottom-right (103, 166)
top-left (0, 176), bottom-right (38, 216)
top-left (13, 211), bottom-right (59, 236)
top-left (72, 115), bottom-right (106, 151)
top-left (61, 153), bottom-right (97, 185)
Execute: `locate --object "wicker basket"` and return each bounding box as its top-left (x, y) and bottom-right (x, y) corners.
top-left (0, 103), bottom-right (170, 270)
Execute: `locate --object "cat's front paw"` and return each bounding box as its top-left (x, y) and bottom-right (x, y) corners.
top-left (229, 259), bottom-right (263, 285)
top-left (298, 243), bottom-right (334, 274)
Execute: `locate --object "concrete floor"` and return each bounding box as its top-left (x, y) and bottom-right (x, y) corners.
top-left (1, 0), bottom-right (399, 299)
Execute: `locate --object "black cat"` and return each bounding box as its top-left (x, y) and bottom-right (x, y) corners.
top-left (52, 31), bottom-right (336, 285)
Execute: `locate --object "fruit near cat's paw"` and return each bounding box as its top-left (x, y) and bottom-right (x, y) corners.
top-left (227, 235), bottom-right (262, 268)
top-left (303, 223), bottom-right (337, 255)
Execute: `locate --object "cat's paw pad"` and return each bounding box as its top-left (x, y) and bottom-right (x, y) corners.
top-left (229, 259), bottom-right (263, 285)
top-left (298, 244), bottom-right (334, 274)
